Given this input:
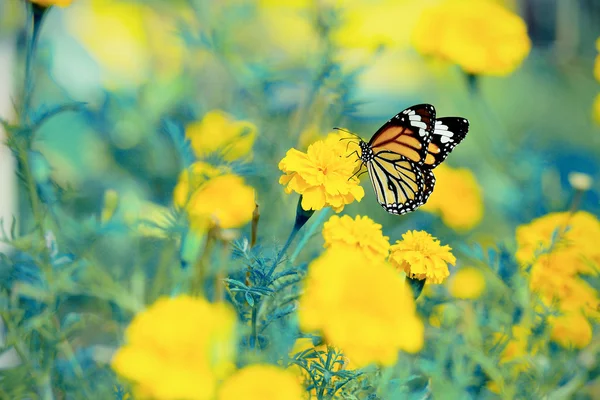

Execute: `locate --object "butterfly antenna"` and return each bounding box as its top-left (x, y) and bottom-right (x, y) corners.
top-left (333, 127), bottom-right (362, 140)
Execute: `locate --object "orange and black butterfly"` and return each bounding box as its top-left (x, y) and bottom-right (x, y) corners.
top-left (344, 104), bottom-right (469, 215)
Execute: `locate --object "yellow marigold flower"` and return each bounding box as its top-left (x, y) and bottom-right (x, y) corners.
top-left (299, 247), bottom-right (424, 368)
top-left (218, 364), bottom-right (305, 400)
top-left (186, 110), bottom-right (257, 162)
top-left (530, 267), bottom-right (600, 319)
top-left (420, 165), bottom-right (483, 231)
top-left (30, 0), bottom-right (73, 6)
top-left (279, 134), bottom-right (365, 212)
top-left (412, 0), bottom-right (531, 76)
top-left (173, 162), bottom-right (230, 206)
top-left (447, 267), bottom-right (486, 299)
top-left (389, 230), bottom-right (456, 284)
top-left (515, 211), bottom-right (600, 275)
top-left (174, 172), bottom-right (255, 231)
top-left (111, 296), bottom-right (237, 400)
top-left (549, 312), bottom-right (593, 349)
top-left (322, 215), bottom-right (390, 260)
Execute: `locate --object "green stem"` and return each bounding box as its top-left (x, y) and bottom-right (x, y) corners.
top-left (289, 207), bottom-right (331, 265)
top-left (251, 304), bottom-right (259, 349)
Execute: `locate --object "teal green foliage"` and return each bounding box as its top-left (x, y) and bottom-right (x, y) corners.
top-left (1, 1), bottom-right (600, 399)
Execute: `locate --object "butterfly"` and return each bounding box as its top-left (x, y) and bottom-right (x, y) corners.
top-left (342, 104), bottom-right (469, 215)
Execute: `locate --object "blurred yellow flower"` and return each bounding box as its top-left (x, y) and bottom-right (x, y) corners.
top-left (487, 324), bottom-right (536, 393)
top-left (515, 211), bottom-right (600, 275)
top-left (332, 1), bottom-right (423, 52)
top-left (322, 214), bottom-right (390, 260)
top-left (447, 267), bottom-right (486, 299)
top-left (30, 0), bottom-right (73, 6)
top-left (595, 38), bottom-right (600, 82)
top-left (174, 170), bottom-right (255, 231)
top-left (530, 267), bottom-right (600, 318)
top-left (279, 134), bottom-right (365, 212)
top-left (549, 312), bottom-right (593, 349)
top-left (496, 325), bottom-right (532, 365)
top-left (218, 364), bottom-right (305, 400)
top-left (111, 296), bottom-right (237, 400)
top-left (412, 0), bottom-right (531, 76)
top-left (173, 162), bottom-right (230, 207)
top-left (421, 165), bottom-right (483, 231)
top-left (186, 111), bottom-right (257, 162)
top-left (299, 247), bottom-right (424, 368)
top-left (68, 0), bottom-right (185, 87)
top-left (389, 230), bottom-right (456, 284)
top-left (594, 94), bottom-right (600, 125)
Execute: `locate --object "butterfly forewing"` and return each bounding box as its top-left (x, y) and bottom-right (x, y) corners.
top-left (369, 104), bottom-right (436, 165)
top-left (424, 117), bottom-right (469, 169)
top-left (367, 156), bottom-right (426, 215)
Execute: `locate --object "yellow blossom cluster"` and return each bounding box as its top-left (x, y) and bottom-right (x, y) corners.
top-left (516, 211), bottom-right (600, 348)
top-left (298, 247), bottom-right (424, 368)
top-left (112, 296), bottom-right (305, 400)
top-left (389, 230), bottom-right (457, 284)
top-left (111, 296), bottom-right (237, 400)
top-left (412, 0), bottom-right (531, 76)
top-left (172, 110), bottom-right (258, 232)
top-left (421, 165), bottom-right (483, 231)
top-left (322, 215), bottom-right (456, 285)
top-left (322, 214), bottom-right (390, 260)
top-left (279, 133), bottom-right (365, 212)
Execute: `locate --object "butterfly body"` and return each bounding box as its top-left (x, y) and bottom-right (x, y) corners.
top-left (354, 104), bottom-right (469, 215)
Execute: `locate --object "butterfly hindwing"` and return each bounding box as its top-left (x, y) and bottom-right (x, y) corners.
top-left (368, 104), bottom-right (436, 165)
top-left (366, 155), bottom-right (426, 215)
top-left (424, 117), bottom-right (469, 169)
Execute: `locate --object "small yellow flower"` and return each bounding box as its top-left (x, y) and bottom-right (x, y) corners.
top-left (30, 0), bottom-right (73, 7)
top-left (174, 172), bottom-right (255, 231)
top-left (111, 296), bottom-right (237, 400)
top-left (389, 230), bottom-right (456, 284)
top-left (299, 247), bottom-right (424, 368)
top-left (549, 312), bottom-right (593, 349)
top-left (186, 110), bottom-right (257, 162)
top-left (322, 215), bottom-right (390, 260)
top-left (279, 134), bottom-right (365, 212)
top-left (218, 365), bottom-right (305, 400)
top-left (421, 165), bottom-right (483, 231)
top-left (447, 267), bottom-right (486, 299)
top-left (412, 0), bottom-right (531, 76)
top-left (515, 211), bottom-right (600, 275)
top-left (173, 162), bottom-right (230, 206)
